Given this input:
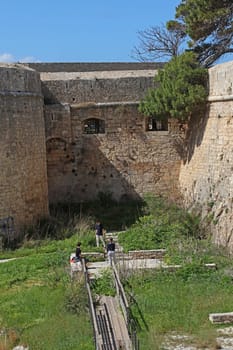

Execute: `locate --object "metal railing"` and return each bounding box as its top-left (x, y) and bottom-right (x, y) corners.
top-left (112, 262), bottom-right (140, 350)
top-left (82, 258), bottom-right (101, 350)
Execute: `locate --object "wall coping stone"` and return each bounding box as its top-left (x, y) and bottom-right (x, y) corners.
top-left (71, 101), bottom-right (139, 109)
top-left (27, 62), bottom-right (164, 72)
top-left (0, 91), bottom-right (43, 98)
top-left (208, 95), bottom-right (233, 102)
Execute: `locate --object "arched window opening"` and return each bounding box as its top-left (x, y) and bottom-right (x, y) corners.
top-left (147, 116), bottom-right (168, 131)
top-left (83, 118), bottom-right (105, 134)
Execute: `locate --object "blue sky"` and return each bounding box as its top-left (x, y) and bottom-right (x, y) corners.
top-left (0, 0), bottom-right (181, 63)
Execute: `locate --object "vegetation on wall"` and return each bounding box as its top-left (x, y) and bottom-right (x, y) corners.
top-left (135, 0), bottom-right (232, 121)
top-left (139, 52), bottom-right (208, 121)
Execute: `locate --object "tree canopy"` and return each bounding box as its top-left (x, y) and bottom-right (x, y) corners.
top-left (139, 52), bottom-right (208, 121)
top-left (169, 0), bottom-right (233, 67)
top-left (133, 0), bottom-right (233, 67)
top-left (132, 23), bottom-right (186, 62)
top-left (137, 0), bottom-right (232, 121)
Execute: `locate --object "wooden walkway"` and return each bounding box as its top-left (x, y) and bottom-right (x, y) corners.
top-left (83, 231), bottom-right (166, 350)
top-left (95, 296), bottom-right (132, 350)
top-left (85, 232), bottom-right (134, 349)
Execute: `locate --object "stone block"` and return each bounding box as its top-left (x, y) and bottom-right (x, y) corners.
top-left (209, 312), bottom-right (233, 324)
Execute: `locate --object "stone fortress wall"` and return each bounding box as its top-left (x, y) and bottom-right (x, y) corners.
top-left (37, 62), bottom-right (181, 204)
top-left (0, 64), bottom-right (49, 230)
top-left (179, 61), bottom-right (233, 251)
top-left (0, 61), bottom-right (232, 251)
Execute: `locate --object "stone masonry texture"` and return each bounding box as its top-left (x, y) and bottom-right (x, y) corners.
top-left (0, 61), bottom-right (233, 252)
top-left (41, 64), bottom-right (181, 204)
top-left (0, 63), bottom-right (49, 231)
top-left (179, 61), bottom-right (233, 251)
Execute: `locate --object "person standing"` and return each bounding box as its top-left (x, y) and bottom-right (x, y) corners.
top-left (75, 242), bottom-right (82, 261)
top-left (95, 220), bottom-right (105, 248)
top-left (106, 237), bottom-right (116, 266)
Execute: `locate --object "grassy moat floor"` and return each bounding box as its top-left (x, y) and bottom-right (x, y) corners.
top-left (1, 196), bottom-right (233, 349)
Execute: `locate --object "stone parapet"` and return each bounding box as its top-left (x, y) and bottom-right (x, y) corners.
top-left (27, 62), bottom-right (164, 72)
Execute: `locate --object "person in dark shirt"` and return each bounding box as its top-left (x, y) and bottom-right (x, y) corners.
top-left (106, 237), bottom-right (116, 266)
top-left (95, 220), bottom-right (105, 248)
top-left (75, 242), bottom-right (82, 261)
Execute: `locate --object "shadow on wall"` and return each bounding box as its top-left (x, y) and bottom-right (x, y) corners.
top-left (174, 106), bottom-right (209, 164)
top-left (42, 83), bottom-right (61, 105)
top-left (46, 134), bottom-right (142, 204)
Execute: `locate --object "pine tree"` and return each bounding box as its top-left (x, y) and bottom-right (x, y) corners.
top-left (139, 52), bottom-right (208, 121)
top-left (170, 0), bottom-right (233, 67)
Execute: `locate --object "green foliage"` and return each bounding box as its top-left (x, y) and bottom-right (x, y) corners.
top-left (91, 268), bottom-right (116, 297)
top-left (125, 268), bottom-right (233, 349)
top-left (65, 275), bottom-right (88, 314)
top-left (1, 196), bottom-right (233, 349)
top-left (172, 0), bottom-right (233, 67)
top-left (139, 52), bottom-right (208, 121)
top-left (118, 195), bottom-right (202, 252)
top-left (0, 249), bottom-right (94, 349)
top-left (49, 198), bottom-right (143, 233)
top-left (175, 261), bottom-right (214, 281)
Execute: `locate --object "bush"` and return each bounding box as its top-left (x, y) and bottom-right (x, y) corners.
top-left (91, 268), bottom-right (115, 297)
top-left (118, 196), bottom-right (203, 253)
top-left (65, 275), bottom-right (88, 314)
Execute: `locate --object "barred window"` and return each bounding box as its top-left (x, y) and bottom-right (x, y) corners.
top-left (83, 118), bottom-right (105, 134)
top-left (147, 117), bottom-right (168, 131)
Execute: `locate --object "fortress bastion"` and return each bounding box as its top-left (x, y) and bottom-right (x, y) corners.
top-left (0, 63), bottom-right (49, 232)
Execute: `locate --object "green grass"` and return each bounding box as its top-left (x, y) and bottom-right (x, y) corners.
top-left (125, 269), bottom-right (233, 349)
top-left (49, 197), bottom-right (144, 232)
top-left (91, 267), bottom-right (116, 297)
top-left (1, 196), bottom-right (233, 349)
top-left (116, 195), bottom-right (233, 349)
top-left (0, 197), bottom-right (143, 349)
top-left (0, 244), bottom-right (94, 349)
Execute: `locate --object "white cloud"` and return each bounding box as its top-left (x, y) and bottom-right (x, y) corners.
top-left (0, 53), bottom-right (15, 63)
top-left (0, 53), bottom-right (41, 63)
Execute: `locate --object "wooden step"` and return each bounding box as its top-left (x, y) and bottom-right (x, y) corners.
top-left (102, 296), bottom-right (132, 349)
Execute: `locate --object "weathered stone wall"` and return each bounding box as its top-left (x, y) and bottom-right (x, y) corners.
top-left (0, 64), bottom-right (49, 230)
top-left (2, 60), bottom-right (233, 250)
top-left (40, 64), bottom-right (182, 204)
top-left (27, 62), bottom-right (163, 72)
top-left (40, 70), bottom-right (156, 104)
top-left (179, 61), bottom-right (233, 251)
top-left (45, 102), bottom-right (181, 203)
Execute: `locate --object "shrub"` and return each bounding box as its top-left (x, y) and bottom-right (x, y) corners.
top-left (64, 275), bottom-right (88, 314)
top-left (91, 268), bottom-right (115, 297)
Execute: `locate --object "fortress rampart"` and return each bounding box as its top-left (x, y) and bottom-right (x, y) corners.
top-left (179, 61), bottom-right (233, 251)
top-left (0, 61), bottom-right (232, 251)
top-left (0, 64), bottom-right (49, 231)
top-left (41, 64), bottom-right (181, 204)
